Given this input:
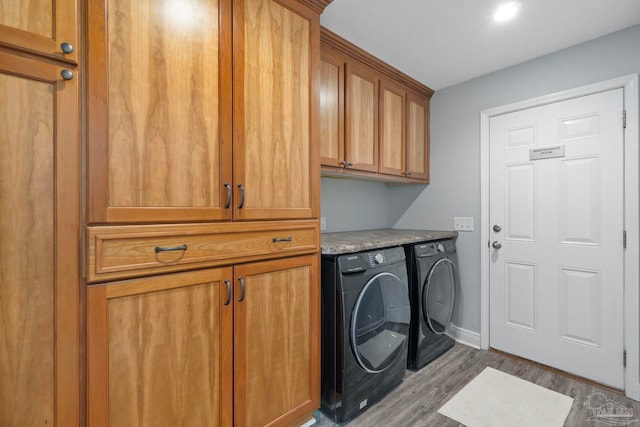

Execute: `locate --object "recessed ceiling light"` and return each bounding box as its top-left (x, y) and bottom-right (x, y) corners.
top-left (494, 1), bottom-right (521, 22)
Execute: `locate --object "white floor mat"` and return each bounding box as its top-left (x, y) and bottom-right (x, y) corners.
top-left (438, 367), bottom-right (574, 427)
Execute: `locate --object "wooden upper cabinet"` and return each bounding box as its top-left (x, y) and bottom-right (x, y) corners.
top-left (87, 0), bottom-right (321, 224)
top-left (233, 0), bottom-right (319, 221)
top-left (379, 80), bottom-right (406, 177)
top-left (345, 62), bottom-right (378, 173)
top-left (319, 52), bottom-right (345, 168)
top-left (0, 52), bottom-right (80, 427)
top-left (0, 0), bottom-right (77, 63)
top-left (87, 0), bottom-right (233, 224)
top-left (320, 27), bottom-right (432, 183)
top-left (406, 92), bottom-right (430, 182)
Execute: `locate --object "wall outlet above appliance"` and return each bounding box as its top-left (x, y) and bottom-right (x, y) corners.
top-left (454, 217), bottom-right (474, 231)
top-left (321, 217), bottom-right (327, 231)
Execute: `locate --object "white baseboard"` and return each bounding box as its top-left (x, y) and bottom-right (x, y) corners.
top-left (446, 323), bottom-right (481, 349)
top-left (300, 418), bottom-right (315, 427)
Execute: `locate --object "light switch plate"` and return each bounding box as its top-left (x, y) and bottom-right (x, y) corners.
top-left (320, 217), bottom-right (327, 231)
top-left (454, 217), bottom-right (474, 231)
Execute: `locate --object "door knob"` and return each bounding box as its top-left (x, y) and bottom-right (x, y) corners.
top-left (493, 224), bottom-right (502, 232)
top-left (492, 241), bottom-right (502, 249)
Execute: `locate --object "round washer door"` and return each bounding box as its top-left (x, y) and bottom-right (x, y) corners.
top-left (351, 272), bottom-right (411, 373)
top-left (422, 258), bottom-right (456, 334)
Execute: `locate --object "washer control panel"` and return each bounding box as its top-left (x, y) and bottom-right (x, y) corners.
top-left (368, 252), bottom-right (385, 266)
top-left (338, 247), bottom-right (405, 273)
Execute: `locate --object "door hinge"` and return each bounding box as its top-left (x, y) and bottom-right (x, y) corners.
top-left (624, 349), bottom-right (627, 367)
top-left (623, 110), bottom-right (627, 129)
top-left (624, 230), bottom-right (627, 249)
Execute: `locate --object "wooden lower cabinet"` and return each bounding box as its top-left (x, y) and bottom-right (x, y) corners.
top-left (88, 255), bottom-right (319, 427)
top-left (234, 256), bottom-right (319, 427)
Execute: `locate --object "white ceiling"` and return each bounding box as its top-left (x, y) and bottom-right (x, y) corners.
top-left (320, 0), bottom-right (640, 90)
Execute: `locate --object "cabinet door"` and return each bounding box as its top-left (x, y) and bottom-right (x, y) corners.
top-left (319, 52), bottom-right (345, 168)
top-left (87, 268), bottom-right (233, 427)
top-left (345, 62), bottom-right (378, 172)
top-left (0, 52), bottom-right (80, 426)
top-left (87, 0), bottom-right (233, 224)
top-left (406, 92), bottom-right (430, 182)
top-left (379, 80), bottom-right (405, 177)
top-left (234, 0), bottom-right (319, 220)
top-left (0, 0), bottom-right (77, 63)
top-left (234, 255), bottom-right (320, 427)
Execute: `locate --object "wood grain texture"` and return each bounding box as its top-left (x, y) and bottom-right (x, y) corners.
top-left (345, 62), bottom-right (378, 173)
top-left (0, 0), bottom-right (52, 38)
top-left (88, 0), bottom-right (232, 223)
top-left (0, 52), bottom-right (80, 427)
top-left (87, 220), bottom-right (319, 282)
top-left (406, 92), bottom-right (429, 182)
top-left (234, 0), bottom-right (313, 219)
top-left (0, 0), bottom-right (77, 63)
top-left (234, 255), bottom-right (319, 427)
top-left (88, 268), bottom-right (233, 427)
top-left (319, 54), bottom-right (344, 167)
top-left (0, 71), bottom-right (55, 427)
top-left (379, 80), bottom-right (405, 176)
top-left (315, 343), bottom-right (640, 426)
top-left (108, 0), bottom-right (220, 207)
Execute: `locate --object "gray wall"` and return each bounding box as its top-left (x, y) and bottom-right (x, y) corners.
top-left (322, 24), bottom-right (640, 333)
top-left (320, 177), bottom-right (390, 232)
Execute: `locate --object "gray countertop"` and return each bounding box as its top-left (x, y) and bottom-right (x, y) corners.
top-left (321, 229), bottom-right (458, 255)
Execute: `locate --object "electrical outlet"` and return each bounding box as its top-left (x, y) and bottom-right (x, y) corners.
top-left (454, 217), bottom-right (474, 231)
top-left (320, 217), bottom-right (327, 231)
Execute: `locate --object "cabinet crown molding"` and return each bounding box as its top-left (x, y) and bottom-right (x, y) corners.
top-left (297, 0), bottom-right (333, 13)
top-left (321, 26), bottom-right (434, 98)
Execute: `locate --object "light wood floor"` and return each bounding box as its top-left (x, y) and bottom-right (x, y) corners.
top-left (313, 343), bottom-right (640, 426)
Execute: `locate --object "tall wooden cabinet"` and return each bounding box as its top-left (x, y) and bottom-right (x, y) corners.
top-left (86, 0), bottom-right (328, 426)
top-left (0, 33), bottom-right (80, 427)
top-left (320, 27), bottom-right (433, 183)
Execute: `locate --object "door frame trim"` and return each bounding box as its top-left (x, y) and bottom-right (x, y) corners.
top-left (479, 74), bottom-right (639, 399)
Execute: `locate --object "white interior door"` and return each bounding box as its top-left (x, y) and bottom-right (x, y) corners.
top-left (489, 88), bottom-right (625, 388)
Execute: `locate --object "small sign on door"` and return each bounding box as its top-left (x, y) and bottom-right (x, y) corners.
top-left (529, 145), bottom-right (565, 160)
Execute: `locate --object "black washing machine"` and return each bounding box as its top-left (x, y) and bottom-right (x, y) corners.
top-left (404, 238), bottom-right (458, 370)
top-left (320, 246), bottom-right (411, 423)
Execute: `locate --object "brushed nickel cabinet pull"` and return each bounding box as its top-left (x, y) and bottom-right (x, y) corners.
top-left (224, 182), bottom-right (232, 209)
top-left (272, 237), bottom-right (293, 243)
top-left (238, 276), bottom-right (246, 302)
top-left (237, 184), bottom-right (245, 209)
top-left (224, 280), bottom-right (231, 306)
top-left (154, 244), bottom-right (187, 253)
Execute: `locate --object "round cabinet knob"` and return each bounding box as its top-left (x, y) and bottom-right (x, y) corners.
top-left (60, 69), bottom-right (74, 80)
top-left (493, 224), bottom-right (502, 232)
top-left (374, 253), bottom-right (384, 264)
top-left (492, 241), bottom-right (502, 249)
top-left (347, 162), bottom-right (354, 168)
top-left (60, 42), bottom-right (74, 54)
top-left (339, 161), bottom-right (346, 168)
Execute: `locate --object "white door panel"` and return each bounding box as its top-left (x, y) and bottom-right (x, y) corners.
top-left (489, 88), bottom-right (624, 388)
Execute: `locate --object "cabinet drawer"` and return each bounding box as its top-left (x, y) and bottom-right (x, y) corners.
top-left (88, 221), bottom-right (319, 282)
